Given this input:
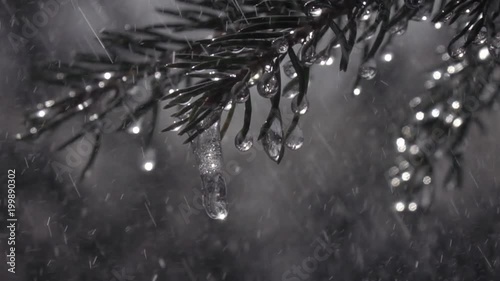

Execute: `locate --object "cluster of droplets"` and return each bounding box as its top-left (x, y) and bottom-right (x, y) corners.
top-left (385, 51), bottom-right (500, 212)
top-left (234, 34), bottom-right (338, 156)
top-left (386, 93), bottom-right (472, 212)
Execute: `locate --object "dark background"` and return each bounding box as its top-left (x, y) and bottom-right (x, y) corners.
top-left (1, 1), bottom-right (500, 280)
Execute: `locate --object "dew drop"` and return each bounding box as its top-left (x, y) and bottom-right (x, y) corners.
top-left (361, 7), bottom-right (372, 21)
top-left (283, 78), bottom-right (300, 99)
top-left (235, 131), bottom-right (253, 152)
top-left (286, 125), bottom-right (304, 150)
top-left (449, 46), bottom-right (466, 60)
top-left (235, 87), bottom-right (250, 103)
top-left (272, 38), bottom-right (289, 54)
top-left (307, 5), bottom-right (323, 17)
top-left (257, 72), bottom-right (279, 98)
top-left (389, 21), bottom-right (408, 36)
top-left (473, 31), bottom-right (487, 45)
top-left (291, 95), bottom-right (309, 115)
top-left (261, 114), bottom-right (283, 162)
top-left (300, 45), bottom-right (317, 66)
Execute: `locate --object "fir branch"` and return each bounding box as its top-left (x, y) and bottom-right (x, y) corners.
top-left (19, 0), bottom-right (500, 182)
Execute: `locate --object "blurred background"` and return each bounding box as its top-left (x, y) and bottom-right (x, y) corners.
top-left (1, 1), bottom-right (500, 280)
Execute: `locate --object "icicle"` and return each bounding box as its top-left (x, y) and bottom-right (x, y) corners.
top-left (191, 120), bottom-right (228, 220)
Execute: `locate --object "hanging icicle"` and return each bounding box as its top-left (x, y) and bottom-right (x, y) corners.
top-left (190, 120), bottom-right (228, 220)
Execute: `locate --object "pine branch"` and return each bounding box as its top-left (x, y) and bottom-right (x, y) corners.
top-left (18, 0), bottom-right (500, 185)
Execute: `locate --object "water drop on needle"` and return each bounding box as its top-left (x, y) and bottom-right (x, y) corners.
top-left (286, 125), bottom-right (304, 150)
top-left (262, 114), bottom-right (283, 162)
top-left (235, 131), bottom-right (253, 152)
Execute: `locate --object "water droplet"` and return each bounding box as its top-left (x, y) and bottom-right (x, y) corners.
top-left (261, 114), bottom-right (283, 162)
top-left (272, 38), bottom-right (289, 54)
top-left (170, 120), bottom-right (183, 132)
top-left (449, 46), bottom-right (466, 59)
top-left (191, 121), bottom-right (228, 220)
top-left (307, 5), bottom-right (323, 17)
top-left (473, 31), bottom-right (487, 45)
top-left (443, 12), bottom-right (454, 22)
top-left (389, 21), bottom-right (408, 36)
top-left (301, 45), bottom-right (317, 66)
top-left (286, 125), bottom-right (304, 150)
top-left (257, 72), bottom-right (279, 98)
top-left (361, 7), bottom-right (372, 21)
top-left (235, 87), bottom-right (250, 103)
top-left (235, 131), bottom-right (253, 152)
top-left (359, 64), bottom-right (377, 80)
top-left (283, 78), bottom-right (300, 99)
top-left (224, 100), bottom-right (233, 111)
top-left (291, 95), bottom-right (309, 115)
top-left (283, 60), bottom-right (297, 78)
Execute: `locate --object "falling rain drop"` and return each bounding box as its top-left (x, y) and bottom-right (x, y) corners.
top-left (235, 130), bottom-right (253, 152)
top-left (191, 121), bottom-right (228, 220)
